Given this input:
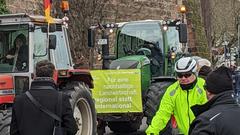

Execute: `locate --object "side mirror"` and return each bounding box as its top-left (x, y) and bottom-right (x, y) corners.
top-left (41, 24), bottom-right (56, 33)
top-left (178, 23), bottom-right (188, 43)
top-left (49, 35), bottom-right (57, 49)
top-left (88, 28), bottom-right (95, 47)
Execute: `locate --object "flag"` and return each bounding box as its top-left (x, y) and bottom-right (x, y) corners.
top-left (44, 0), bottom-right (53, 23)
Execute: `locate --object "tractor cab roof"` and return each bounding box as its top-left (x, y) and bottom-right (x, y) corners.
top-left (0, 13), bottom-right (63, 24)
top-left (116, 19), bottom-right (181, 27)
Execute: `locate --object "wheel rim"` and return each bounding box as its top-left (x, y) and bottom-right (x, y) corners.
top-left (74, 97), bottom-right (93, 135)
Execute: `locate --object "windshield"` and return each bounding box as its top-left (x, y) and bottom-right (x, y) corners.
top-left (117, 21), bottom-right (163, 57)
top-left (167, 26), bottom-right (182, 53)
top-left (33, 25), bottom-right (71, 69)
top-left (33, 25), bottom-right (48, 64)
top-left (0, 24), bottom-right (29, 73)
top-left (50, 29), bottom-right (71, 69)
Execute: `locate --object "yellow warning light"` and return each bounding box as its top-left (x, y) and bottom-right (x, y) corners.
top-left (179, 5), bottom-right (186, 13)
top-left (171, 52), bottom-right (176, 59)
top-left (61, 0), bottom-right (69, 13)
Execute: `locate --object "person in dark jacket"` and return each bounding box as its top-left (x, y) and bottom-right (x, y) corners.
top-left (4, 34), bottom-right (28, 71)
top-left (189, 66), bottom-right (240, 135)
top-left (10, 60), bottom-right (78, 135)
top-left (198, 65), bottom-right (212, 80)
top-left (196, 58), bottom-right (212, 80)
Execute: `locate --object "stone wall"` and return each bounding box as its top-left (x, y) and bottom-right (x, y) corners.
top-left (103, 0), bottom-right (181, 22)
top-left (6, 0), bottom-right (42, 14)
top-left (6, 0), bottom-right (181, 25)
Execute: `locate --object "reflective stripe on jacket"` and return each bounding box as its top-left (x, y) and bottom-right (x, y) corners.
top-left (145, 77), bottom-right (207, 135)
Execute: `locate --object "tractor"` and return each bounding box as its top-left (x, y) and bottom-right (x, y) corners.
top-left (88, 19), bottom-right (188, 134)
top-left (0, 12), bottom-right (97, 135)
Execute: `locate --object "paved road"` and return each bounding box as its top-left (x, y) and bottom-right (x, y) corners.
top-left (104, 117), bottom-right (148, 135)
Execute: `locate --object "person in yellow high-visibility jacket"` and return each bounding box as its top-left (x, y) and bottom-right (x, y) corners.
top-left (145, 57), bottom-right (208, 135)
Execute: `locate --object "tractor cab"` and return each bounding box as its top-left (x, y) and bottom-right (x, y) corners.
top-left (0, 13), bottom-right (97, 135)
top-left (115, 20), bottom-right (186, 77)
top-left (0, 13), bottom-right (72, 97)
top-left (89, 19), bottom-right (187, 77)
top-left (116, 21), bottom-right (164, 77)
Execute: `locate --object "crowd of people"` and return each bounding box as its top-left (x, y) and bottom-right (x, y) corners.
top-left (146, 56), bottom-right (240, 135)
top-left (9, 54), bottom-right (240, 135)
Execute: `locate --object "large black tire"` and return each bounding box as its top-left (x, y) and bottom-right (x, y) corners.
top-left (144, 82), bottom-right (173, 125)
top-left (144, 81), bottom-right (174, 135)
top-left (144, 80), bottom-right (181, 135)
top-left (64, 81), bottom-right (97, 135)
top-left (0, 109), bottom-right (12, 135)
top-left (108, 115), bottom-right (143, 133)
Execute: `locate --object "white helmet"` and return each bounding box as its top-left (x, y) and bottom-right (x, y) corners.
top-left (175, 57), bottom-right (197, 73)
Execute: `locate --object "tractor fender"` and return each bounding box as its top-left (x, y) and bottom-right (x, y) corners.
top-left (59, 69), bottom-right (94, 89)
top-left (0, 75), bottom-right (15, 104)
top-left (63, 81), bottom-right (97, 135)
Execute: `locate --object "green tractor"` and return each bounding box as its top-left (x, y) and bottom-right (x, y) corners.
top-left (88, 19), bottom-right (188, 134)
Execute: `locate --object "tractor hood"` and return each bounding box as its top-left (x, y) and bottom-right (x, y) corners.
top-left (109, 55), bottom-right (150, 69)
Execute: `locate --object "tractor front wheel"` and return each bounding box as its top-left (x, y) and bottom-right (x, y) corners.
top-left (144, 81), bottom-right (174, 135)
top-left (144, 81), bottom-right (173, 125)
top-left (64, 81), bottom-right (97, 135)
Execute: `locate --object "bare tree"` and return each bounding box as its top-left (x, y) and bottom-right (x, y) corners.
top-left (200, 0), bottom-right (240, 66)
top-left (55, 0), bottom-right (110, 68)
top-left (29, 0), bottom-right (109, 68)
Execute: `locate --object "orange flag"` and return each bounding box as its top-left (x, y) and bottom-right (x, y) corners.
top-left (44, 0), bottom-right (53, 23)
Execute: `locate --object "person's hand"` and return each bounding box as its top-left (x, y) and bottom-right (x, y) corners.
top-left (6, 54), bottom-right (14, 59)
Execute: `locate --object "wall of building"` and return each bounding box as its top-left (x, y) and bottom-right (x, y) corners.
top-left (6, 0), bottom-right (42, 14)
top-left (103, 0), bottom-right (181, 22)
